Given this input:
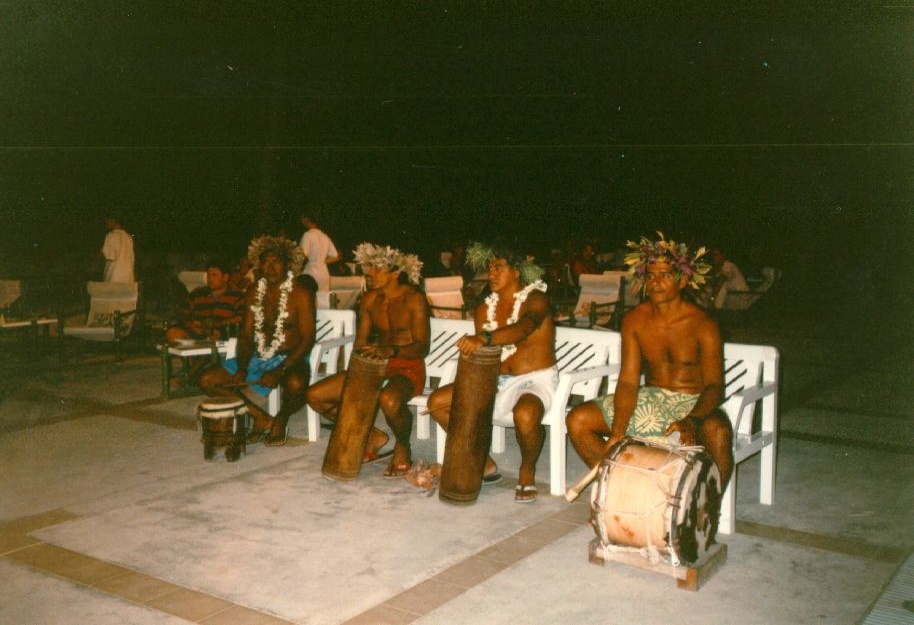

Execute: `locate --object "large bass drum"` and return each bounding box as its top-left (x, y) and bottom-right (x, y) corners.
top-left (590, 437), bottom-right (721, 566)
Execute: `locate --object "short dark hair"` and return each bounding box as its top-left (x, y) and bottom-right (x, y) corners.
top-left (207, 259), bottom-right (233, 275)
top-left (489, 239), bottom-right (526, 268)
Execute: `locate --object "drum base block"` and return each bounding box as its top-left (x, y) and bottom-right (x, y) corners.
top-left (588, 539), bottom-right (727, 592)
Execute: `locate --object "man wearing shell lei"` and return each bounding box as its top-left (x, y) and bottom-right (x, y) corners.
top-left (566, 232), bottom-right (734, 493)
top-left (199, 236), bottom-right (316, 446)
top-left (427, 241), bottom-right (558, 503)
top-left (306, 242), bottom-right (430, 478)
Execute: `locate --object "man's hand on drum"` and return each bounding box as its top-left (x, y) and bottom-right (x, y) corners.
top-left (258, 368), bottom-right (282, 389)
top-left (357, 344), bottom-right (390, 360)
top-left (456, 334), bottom-right (484, 355)
top-left (666, 416), bottom-right (699, 446)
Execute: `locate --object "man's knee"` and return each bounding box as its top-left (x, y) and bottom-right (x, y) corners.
top-left (379, 382), bottom-right (410, 416)
top-left (513, 396), bottom-right (545, 433)
top-left (699, 410), bottom-right (733, 447)
top-left (566, 402), bottom-right (602, 438)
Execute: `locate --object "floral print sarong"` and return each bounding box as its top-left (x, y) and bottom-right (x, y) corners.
top-left (597, 386), bottom-right (699, 442)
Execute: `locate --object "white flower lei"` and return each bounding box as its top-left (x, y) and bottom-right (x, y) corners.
top-left (252, 271), bottom-right (294, 359)
top-left (482, 279), bottom-right (547, 361)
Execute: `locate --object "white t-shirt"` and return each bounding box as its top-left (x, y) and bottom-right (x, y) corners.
top-left (299, 228), bottom-right (339, 291)
top-left (101, 228), bottom-right (135, 282)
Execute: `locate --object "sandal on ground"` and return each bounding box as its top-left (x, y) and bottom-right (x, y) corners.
top-left (362, 432), bottom-right (393, 464)
top-left (482, 470), bottom-right (502, 485)
top-left (264, 420), bottom-right (289, 447)
top-left (515, 484), bottom-right (537, 503)
top-left (383, 460), bottom-right (412, 479)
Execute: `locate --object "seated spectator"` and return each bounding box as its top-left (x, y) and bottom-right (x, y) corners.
top-left (708, 248), bottom-right (750, 309)
top-left (571, 241), bottom-right (600, 285)
top-left (166, 260), bottom-right (245, 343)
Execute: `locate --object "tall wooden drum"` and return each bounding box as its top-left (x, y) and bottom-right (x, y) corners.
top-left (439, 346), bottom-right (502, 505)
top-left (322, 352), bottom-right (389, 481)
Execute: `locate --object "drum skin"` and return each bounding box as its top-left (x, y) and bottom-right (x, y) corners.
top-left (322, 352), bottom-right (388, 481)
top-left (197, 397), bottom-right (248, 462)
top-left (590, 438), bottom-right (721, 565)
top-left (439, 346), bottom-right (502, 505)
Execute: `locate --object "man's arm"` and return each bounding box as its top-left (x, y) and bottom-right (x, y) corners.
top-left (685, 319), bottom-right (724, 419)
top-left (353, 292), bottom-right (376, 351)
top-left (609, 314), bottom-right (643, 441)
top-left (232, 289), bottom-right (256, 381)
top-left (485, 290), bottom-right (551, 348)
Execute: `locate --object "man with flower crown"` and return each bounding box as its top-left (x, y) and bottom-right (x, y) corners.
top-left (199, 235), bottom-right (316, 447)
top-left (427, 240), bottom-right (558, 503)
top-left (306, 242), bottom-right (430, 478)
top-left (565, 232), bottom-right (734, 491)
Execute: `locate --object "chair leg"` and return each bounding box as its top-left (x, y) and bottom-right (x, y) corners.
top-left (305, 405), bottom-right (320, 442)
top-left (718, 475), bottom-right (736, 535)
top-left (416, 409), bottom-right (430, 440)
top-left (760, 440), bottom-right (776, 505)
top-left (491, 425), bottom-right (506, 454)
top-left (548, 425), bottom-right (566, 496)
top-left (436, 423), bottom-right (447, 463)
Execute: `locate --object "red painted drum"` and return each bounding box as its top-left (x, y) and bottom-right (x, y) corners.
top-left (197, 396), bottom-right (248, 462)
top-left (322, 352), bottom-right (388, 481)
top-left (439, 346), bottom-right (502, 506)
top-left (589, 437), bottom-right (721, 566)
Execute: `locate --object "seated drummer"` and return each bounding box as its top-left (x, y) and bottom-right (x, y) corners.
top-left (306, 242), bottom-right (430, 478)
top-left (427, 240), bottom-right (557, 503)
top-left (199, 236), bottom-right (316, 447)
top-left (565, 232), bottom-right (733, 491)
top-left (166, 260), bottom-right (245, 344)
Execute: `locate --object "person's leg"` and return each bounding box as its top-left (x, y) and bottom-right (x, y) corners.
top-left (199, 363), bottom-right (273, 437)
top-left (266, 362), bottom-right (310, 445)
top-left (427, 384), bottom-right (454, 430)
top-left (305, 372), bottom-right (345, 421)
top-left (379, 376), bottom-right (414, 475)
top-left (566, 400), bottom-right (614, 468)
top-left (697, 409), bottom-right (734, 491)
top-left (513, 393), bottom-right (546, 501)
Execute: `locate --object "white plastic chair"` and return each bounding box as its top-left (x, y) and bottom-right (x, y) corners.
top-left (177, 271), bottom-right (207, 293)
top-left (62, 282), bottom-right (140, 361)
top-left (557, 273), bottom-right (626, 328)
top-left (424, 276), bottom-right (467, 319)
top-left (328, 276), bottom-right (365, 310)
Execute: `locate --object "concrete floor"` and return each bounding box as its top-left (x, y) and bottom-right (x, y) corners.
top-left (1, 295), bottom-right (912, 625)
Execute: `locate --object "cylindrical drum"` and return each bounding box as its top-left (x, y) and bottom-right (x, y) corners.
top-left (439, 346), bottom-right (502, 505)
top-left (197, 397), bottom-right (248, 462)
top-left (322, 352), bottom-right (389, 481)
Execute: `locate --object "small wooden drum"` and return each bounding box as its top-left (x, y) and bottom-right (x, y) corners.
top-left (439, 346), bottom-right (502, 506)
top-left (197, 397), bottom-right (248, 462)
top-left (322, 351), bottom-right (388, 481)
top-left (589, 438), bottom-right (721, 566)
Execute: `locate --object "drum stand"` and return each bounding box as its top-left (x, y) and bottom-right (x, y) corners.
top-left (588, 539), bottom-right (727, 591)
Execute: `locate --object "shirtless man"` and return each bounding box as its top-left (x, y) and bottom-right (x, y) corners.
top-left (199, 236), bottom-right (316, 447)
top-left (428, 241), bottom-right (557, 503)
top-left (306, 243), bottom-right (430, 478)
top-left (565, 233), bottom-right (733, 490)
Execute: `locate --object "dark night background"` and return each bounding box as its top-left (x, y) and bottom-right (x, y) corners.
top-left (1, 2), bottom-right (912, 310)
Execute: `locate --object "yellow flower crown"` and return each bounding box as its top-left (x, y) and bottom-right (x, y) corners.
top-left (353, 242), bottom-right (423, 285)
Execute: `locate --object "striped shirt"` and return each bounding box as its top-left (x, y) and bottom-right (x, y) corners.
top-left (178, 287), bottom-right (245, 339)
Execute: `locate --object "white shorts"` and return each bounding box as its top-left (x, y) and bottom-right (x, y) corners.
top-left (493, 366), bottom-right (559, 417)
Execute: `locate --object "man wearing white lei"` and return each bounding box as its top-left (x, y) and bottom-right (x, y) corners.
top-left (428, 241), bottom-right (558, 503)
top-left (199, 236), bottom-right (316, 447)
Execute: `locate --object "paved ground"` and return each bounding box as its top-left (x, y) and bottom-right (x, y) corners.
top-left (0, 287), bottom-right (912, 625)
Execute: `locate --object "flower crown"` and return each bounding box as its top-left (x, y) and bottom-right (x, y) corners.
top-left (465, 241), bottom-right (545, 286)
top-left (353, 242), bottom-right (423, 285)
top-left (623, 231), bottom-right (711, 290)
top-left (247, 235), bottom-right (306, 275)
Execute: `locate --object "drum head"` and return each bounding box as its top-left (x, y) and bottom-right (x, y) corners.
top-left (668, 452), bottom-right (721, 565)
top-left (198, 396), bottom-right (247, 419)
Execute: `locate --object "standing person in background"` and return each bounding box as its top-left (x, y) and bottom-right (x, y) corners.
top-left (101, 216), bottom-right (135, 282)
top-left (299, 210), bottom-right (341, 292)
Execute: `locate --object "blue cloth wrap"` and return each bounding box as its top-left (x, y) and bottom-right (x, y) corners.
top-left (223, 354), bottom-right (286, 397)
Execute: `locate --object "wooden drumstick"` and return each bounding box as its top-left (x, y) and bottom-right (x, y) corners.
top-left (564, 463), bottom-right (602, 502)
top-left (418, 403), bottom-right (450, 417)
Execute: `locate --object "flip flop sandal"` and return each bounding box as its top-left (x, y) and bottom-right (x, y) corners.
top-left (515, 484), bottom-right (538, 503)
